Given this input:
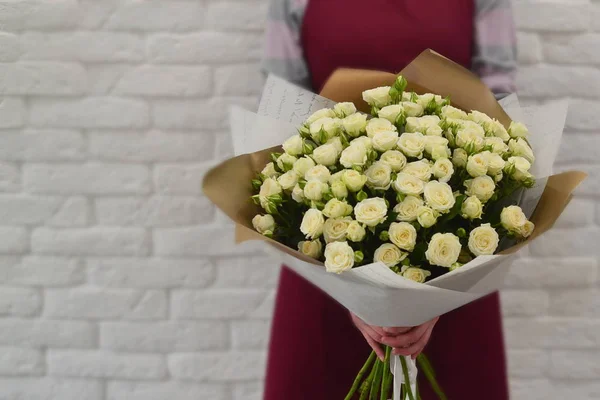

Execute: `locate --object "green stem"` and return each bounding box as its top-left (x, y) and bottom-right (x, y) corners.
top-left (417, 354), bottom-right (447, 400)
top-left (360, 365), bottom-right (377, 400)
top-left (380, 346), bottom-right (392, 400)
top-left (400, 356), bottom-right (415, 400)
top-left (345, 352), bottom-right (377, 400)
top-left (369, 360), bottom-right (382, 399)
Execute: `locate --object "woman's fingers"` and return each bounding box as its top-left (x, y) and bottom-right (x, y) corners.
top-left (380, 322), bottom-right (430, 349)
top-left (410, 323), bottom-right (435, 359)
top-left (391, 319), bottom-right (438, 357)
top-left (382, 326), bottom-right (412, 335)
top-left (351, 314), bottom-right (386, 341)
top-left (361, 330), bottom-right (385, 361)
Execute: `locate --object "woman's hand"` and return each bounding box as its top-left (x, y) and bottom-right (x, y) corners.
top-left (351, 313), bottom-right (439, 360)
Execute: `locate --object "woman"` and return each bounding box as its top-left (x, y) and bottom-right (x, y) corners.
top-left (261, 0), bottom-right (517, 398)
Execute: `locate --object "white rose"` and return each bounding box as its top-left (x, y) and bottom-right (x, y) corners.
top-left (485, 137), bottom-right (509, 154)
top-left (425, 233), bottom-right (461, 268)
top-left (374, 243), bottom-right (407, 267)
top-left (354, 197), bottom-right (388, 227)
top-left (402, 160), bottom-right (432, 182)
top-left (346, 221), bottom-right (366, 242)
top-left (365, 161), bottom-right (393, 190)
top-left (485, 152), bottom-right (506, 175)
top-left (304, 165), bottom-right (331, 183)
top-left (432, 158), bottom-right (454, 183)
top-left (261, 162), bottom-right (279, 178)
top-left (466, 153), bottom-right (489, 177)
top-left (393, 195), bottom-right (423, 222)
top-left (378, 104), bottom-right (404, 123)
top-left (326, 136), bottom-right (344, 154)
top-left (417, 206), bottom-right (439, 228)
top-left (342, 113), bottom-right (368, 137)
top-left (276, 153), bottom-right (297, 171)
top-left (456, 125), bottom-right (485, 150)
top-left (401, 91), bottom-right (413, 102)
top-left (423, 135), bottom-right (449, 154)
top-left (277, 170), bottom-right (299, 190)
top-left (366, 118), bottom-right (397, 138)
top-left (372, 130), bottom-right (399, 152)
top-left (432, 145), bottom-right (451, 161)
top-left (401, 266), bottom-right (431, 283)
top-left (509, 121), bottom-right (529, 139)
top-left (351, 136), bottom-right (373, 149)
top-left (461, 195), bottom-right (483, 220)
top-left (465, 175), bottom-right (496, 202)
top-left (417, 93), bottom-right (443, 108)
top-left (298, 239), bottom-right (323, 259)
top-left (362, 86), bottom-right (392, 108)
top-left (516, 220), bottom-right (535, 238)
top-left (323, 199), bottom-right (353, 219)
top-left (293, 156), bottom-right (316, 177)
top-left (506, 156), bottom-right (532, 181)
top-left (393, 173), bottom-right (425, 196)
top-left (402, 101), bottom-right (424, 117)
top-left (389, 222), bottom-right (417, 251)
top-left (303, 180), bottom-right (329, 201)
top-left (500, 205), bottom-right (528, 232)
top-left (469, 110), bottom-right (493, 126)
top-left (452, 148), bottom-right (468, 168)
top-left (398, 132), bottom-right (426, 158)
top-left (292, 183), bottom-right (305, 203)
top-left (405, 116), bottom-right (440, 134)
top-left (310, 117), bottom-right (341, 141)
top-left (324, 241), bottom-right (355, 274)
top-left (323, 217), bottom-right (352, 243)
top-left (441, 105), bottom-right (467, 120)
top-left (252, 214), bottom-right (275, 235)
top-left (340, 143), bottom-right (368, 169)
top-left (282, 135), bottom-right (304, 156)
top-left (468, 223), bottom-right (499, 256)
top-left (509, 138), bottom-right (535, 164)
top-left (300, 209), bottom-right (325, 239)
top-left (334, 102), bottom-right (357, 118)
top-left (424, 180), bottom-right (456, 213)
top-left (380, 150), bottom-right (407, 172)
top-left (331, 180), bottom-right (348, 199)
top-left (342, 170), bottom-right (368, 192)
top-left (425, 125), bottom-right (443, 137)
top-left (489, 120), bottom-right (510, 142)
top-left (312, 144), bottom-right (339, 166)
top-left (306, 108), bottom-right (336, 125)
top-left (259, 177), bottom-right (282, 200)
top-left (494, 171), bottom-right (504, 183)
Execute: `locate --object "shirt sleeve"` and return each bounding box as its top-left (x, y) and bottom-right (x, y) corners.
top-left (472, 0), bottom-right (518, 97)
top-left (260, 0), bottom-right (311, 89)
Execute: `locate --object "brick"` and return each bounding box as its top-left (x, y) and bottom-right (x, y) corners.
top-left (154, 226), bottom-right (249, 256)
top-left (231, 320), bottom-right (271, 349)
top-left (49, 350), bottom-right (166, 380)
top-left (86, 64), bottom-right (130, 94)
top-left (0, 319), bottom-right (95, 348)
top-left (0, 227), bottom-right (28, 254)
top-left (153, 97), bottom-right (257, 130)
top-left (0, 347), bottom-right (43, 376)
top-left (501, 290), bottom-right (549, 317)
top-left (171, 290), bottom-right (266, 319)
top-left (516, 33), bottom-right (542, 65)
top-left (507, 318), bottom-right (600, 349)
top-left (0, 378), bottom-right (102, 400)
top-left (169, 352), bottom-right (266, 381)
top-left (21, 32), bottom-right (144, 62)
top-left (549, 350), bottom-right (600, 379)
top-left (248, 289), bottom-right (276, 318)
top-left (113, 66), bottom-right (211, 97)
top-left (215, 64), bottom-right (264, 96)
top-left (107, 382), bottom-right (227, 400)
top-left (550, 289), bottom-right (600, 317)
top-left (234, 382), bottom-right (264, 400)
top-left (104, 0), bottom-right (204, 31)
top-left (504, 257), bottom-right (597, 288)
top-left (0, 32), bottom-right (20, 61)
top-left (24, 164), bottom-right (150, 195)
top-left (153, 164), bottom-right (214, 195)
top-left (507, 350), bottom-right (548, 378)
top-left (556, 165), bottom-right (600, 196)
top-left (515, 2), bottom-right (590, 32)
top-left (0, 163), bottom-right (20, 192)
top-left (215, 131), bottom-right (234, 160)
top-left (87, 258), bottom-right (214, 289)
top-left (29, 98), bottom-right (149, 128)
top-left (32, 227), bottom-right (149, 256)
top-left (101, 321), bottom-right (228, 352)
top-left (516, 65), bottom-right (600, 98)
top-left (0, 62), bottom-right (85, 95)
top-left (529, 228), bottom-right (600, 257)
top-left (0, 0), bottom-right (77, 30)
top-left (77, 0), bottom-right (118, 29)
top-left (95, 196), bottom-right (213, 227)
top-left (565, 100), bottom-right (600, 130)
top-left (46, 197), bottom-right (88, 227)
top-left (206, 2), bottom-right (268, 31)
top-left (89, 130), bottom-right (215, 162)
top-left (45, 289), bottom-right (166, 319)
top-left (1, 256), bottom-right (84, 287)
top-left (510, 379), bottom-right (552, 400)
top-left (0, 130), bottom-right (84, 161)
top-left (0, 98), bottom-right (25, 128)
top-left (0, 195), bottom-right (86, 226)
top-left (552, 381), bottom-right (600, 399)
top-left (552, 198), bottom-right (594, 228)
top-left (148, 32), bottom-right (262, 64)
top-left (214, 256), bottom-right (280, 288)
top-left (544, 34), bottom-right (600, 65)
top-left (555, 133), bottom-right (600, 164)
top-left (0, 288), bottom-right (40, 317)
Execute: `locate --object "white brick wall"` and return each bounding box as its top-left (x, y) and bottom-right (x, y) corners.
top-left (0, 0), bottom-right (596, 399)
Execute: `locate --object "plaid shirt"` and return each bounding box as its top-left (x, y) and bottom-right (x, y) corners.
top-left (261, 0), bottom-right (517, 96)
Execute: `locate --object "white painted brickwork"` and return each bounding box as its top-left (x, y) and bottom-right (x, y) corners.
top-left (0, 0), bottom-right (597, 399)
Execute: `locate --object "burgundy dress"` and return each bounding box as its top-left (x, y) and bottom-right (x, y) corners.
top-left (264, 0), bottom-right (509, 398)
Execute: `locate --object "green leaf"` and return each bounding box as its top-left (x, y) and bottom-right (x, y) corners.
top-left (445, 194), bottom-right (466, 221)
